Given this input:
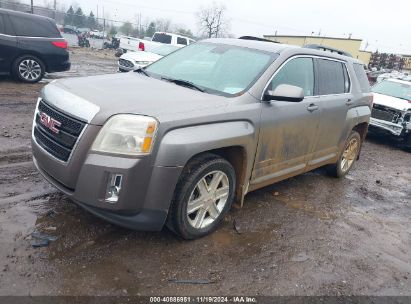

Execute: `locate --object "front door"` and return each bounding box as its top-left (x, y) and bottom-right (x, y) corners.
top-left (250, 56), bottom-right (321, 189)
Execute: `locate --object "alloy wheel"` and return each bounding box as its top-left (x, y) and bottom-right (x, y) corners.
top-left (187, 170), bottom-right (230, 229)
top-left (340, 137), bottom-right (359, 173)
top-left (18, 59), bottom-right (42, 81)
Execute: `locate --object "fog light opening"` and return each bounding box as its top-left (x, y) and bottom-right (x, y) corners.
top-left (105, 173), bottom-right (123, 203)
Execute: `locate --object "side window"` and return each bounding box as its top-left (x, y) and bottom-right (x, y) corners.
top-left (353, 63), bottom-right (371, 93)
top-left (317, 59), bottom-right (346, 95)
top-left (10, 15), bottom-right (60, 37)
top-left (342, 64), bottom-right (351, 93)
top-left (0, 14), bottom-right (4, 34)
top-left (177, 37), bottom-right (187, 45)
top-left (0, 14), bottom-right (14, 35)
top-left (269, 57), bottom-right (314, 96)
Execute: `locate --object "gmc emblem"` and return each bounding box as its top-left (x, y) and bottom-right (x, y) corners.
top-left (39, 112), bottom-right (61, 134)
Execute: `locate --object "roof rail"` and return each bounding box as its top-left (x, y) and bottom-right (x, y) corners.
top-left (304, 44), bottom-right (352, 57)
top-left (239, 36), bottom-right (279, 43)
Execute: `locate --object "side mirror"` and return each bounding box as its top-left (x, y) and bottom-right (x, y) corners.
top-left (264, 84), bottom-right (305, 102)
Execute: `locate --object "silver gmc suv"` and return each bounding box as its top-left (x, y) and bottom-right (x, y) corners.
top-left (32, 38), bottom-right (372, 239)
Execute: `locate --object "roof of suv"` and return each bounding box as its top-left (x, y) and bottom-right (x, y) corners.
top-left (204, 38), bottom-right (363, 64)
top-left (0, 8), bottom-right (54, 22)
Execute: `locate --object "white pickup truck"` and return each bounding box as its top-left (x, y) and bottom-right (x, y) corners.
top-left (119, 32), bottom-right (195, 53)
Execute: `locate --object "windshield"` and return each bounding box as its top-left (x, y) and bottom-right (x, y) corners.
top-left (372, 80), bottom-right (411, 101)
top-left (152, 45), bottom-right (180, 57)
top-left (145, 42), bottom-right (276, 96)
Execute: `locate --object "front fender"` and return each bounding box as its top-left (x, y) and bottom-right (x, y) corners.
top-left (155, 121), bottom-right (256, 167)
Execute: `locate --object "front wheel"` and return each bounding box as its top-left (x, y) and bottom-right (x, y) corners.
top-left (327, 130), bottom-right (361, 178)
top-left (166, 153), bottom-right (236, 239)
top-left (13, 55), bottom-right (45, 83)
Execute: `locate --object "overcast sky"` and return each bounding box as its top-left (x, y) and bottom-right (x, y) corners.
top-left (26, 0), bottom-right (411, 54)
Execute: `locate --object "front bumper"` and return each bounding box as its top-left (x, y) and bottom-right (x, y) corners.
top-left (369, 117), bottom-right (405, 136)
top-left (32, 147), bottom-right (183, 231)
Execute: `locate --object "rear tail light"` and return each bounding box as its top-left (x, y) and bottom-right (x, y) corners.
top-left (52, 41), bottom-right (68, 49)
top-left (138, 41), bottom-right (145, 51)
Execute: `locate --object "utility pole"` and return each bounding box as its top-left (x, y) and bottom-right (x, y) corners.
top-left (53, 0), bottom-right (56, 20)
top-left (30, 0), bottom-right (34, 14)
top-left (139, 12), bottom-right (142, 38)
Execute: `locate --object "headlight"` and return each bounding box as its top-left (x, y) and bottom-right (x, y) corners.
top-left (91, 115), bottom-right (158, 155)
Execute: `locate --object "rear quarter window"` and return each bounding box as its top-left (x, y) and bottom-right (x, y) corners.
top-left (353, 63), bottom-right (371, 93)
top-left (0, 13), bottom-right (14, 35)
top-left (9, 14), bottom-right (61, 37)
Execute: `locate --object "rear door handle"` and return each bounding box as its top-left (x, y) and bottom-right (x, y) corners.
top-left (346, 99), bottom-right (354, 106)
top-left (307, 104), bottom-right (319, 112)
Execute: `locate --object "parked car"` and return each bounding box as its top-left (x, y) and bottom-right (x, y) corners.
top-left (118, 44), bottom-right (180, 72)
top-left (119, 32), bottom-right (195, 53)
top-left (62, 25), bottom-right (78, 34)
top-left (90, 30), bottom-right (104, 39)
top-left (370, 79), bottom-right (411, 147)
top-left (0, 9), bottom-right (70, 83)
top-left (31, 38), bottom-right (372, 239)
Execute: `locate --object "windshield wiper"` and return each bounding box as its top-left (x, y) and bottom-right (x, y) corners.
top-left (161, 77), bottom-right (204, 92)
top-left (134, 68), bottom-right (150, 77)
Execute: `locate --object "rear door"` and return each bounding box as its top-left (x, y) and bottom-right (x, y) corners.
top-left (251, 56), bottom-right (321, 189)
top-left (308, 58), bottom-right (352, 168)
top-left (0, 12), bottom-right (17, 74)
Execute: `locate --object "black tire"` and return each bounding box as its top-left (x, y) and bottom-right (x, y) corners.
top-left (327, 130), bottom-right (362, 178)
top-left (12, 55), bottom-right (45, 83)
top-left (166, 153), bottom-right (236, 240)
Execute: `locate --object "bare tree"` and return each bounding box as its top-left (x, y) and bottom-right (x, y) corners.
top-left (155, 18), bottom-right (172, 32)
top-left (196, 2), bottom-right (230, 38)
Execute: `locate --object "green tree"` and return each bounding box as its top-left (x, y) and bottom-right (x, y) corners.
top-left (119, 21), bottom-right (133, 36)
top-left (73, 7), bottom-right (86, 28)
top-left (145, 22), bottom-right (156, 38)
top-left (64, 6), bottom-right (75, 25)
top-left (87, 11), bottom-right (97, 29)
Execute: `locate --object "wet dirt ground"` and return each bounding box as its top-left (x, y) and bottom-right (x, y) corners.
top-left (0, 48), bottom-right (410, 296)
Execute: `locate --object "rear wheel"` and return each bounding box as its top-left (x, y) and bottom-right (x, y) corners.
top-left (13, 55), bottom-right (45, 83)
top-left (328, 130), bottom-right (361, 178)
top-left (166, 153), bottom-right (236, 239)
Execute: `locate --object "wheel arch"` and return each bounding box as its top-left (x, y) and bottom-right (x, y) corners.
top-left (183, 146), bottom-right (249, 206)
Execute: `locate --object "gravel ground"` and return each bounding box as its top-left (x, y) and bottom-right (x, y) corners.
top-left (0, 48), bottom-right (410, 296)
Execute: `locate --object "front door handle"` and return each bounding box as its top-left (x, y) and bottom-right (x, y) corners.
top-left (307, 104), bottom-right (319, 112)
top-left (346, 99), bottom-right (354, 106)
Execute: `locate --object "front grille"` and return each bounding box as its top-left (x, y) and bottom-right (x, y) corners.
top-left (33, 100), bottom-right (86, 162)
top-left (371, 104), bottom-right (401, 123)
top-left (371, 108), bottom-right (396, 122)
top-left (119, 58), bottom-right (134, 68)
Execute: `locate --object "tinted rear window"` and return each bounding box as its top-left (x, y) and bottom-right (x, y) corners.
top-left (317, 59), bottom-right (346, 95)
top-left (9, 14), bottom-right (60, 37)
top-left (152, 33), bottom-right (172, 44)
top-left (353, 63), bottom-right (371, 93)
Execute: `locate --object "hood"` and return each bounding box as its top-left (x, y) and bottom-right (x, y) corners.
top-left (373, 92), bottom-right (411, 112)
top-left (120, 51), bottom-right (162, 63)
top-left (42, 73), bottom-right (231, 125)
